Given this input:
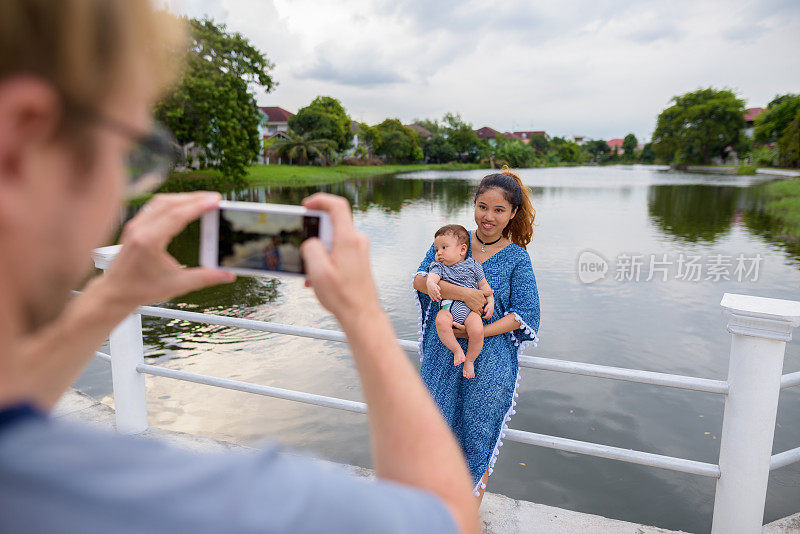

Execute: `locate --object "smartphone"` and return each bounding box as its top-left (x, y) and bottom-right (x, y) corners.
top-left (200, 201), bottom-right (332, 277)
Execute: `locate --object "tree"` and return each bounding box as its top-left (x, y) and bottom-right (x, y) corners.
top-left (372, 119), bottom-right (423, 163)
top-left (289, 96), bottom-right (353, 152)
top-left (585, 139), bottom-right (610, 162)
top-left (270, 131), bottom-right (336, 165)
top-left (530, 133), bottom-right (548, 153)
top-left (547, 136), bottom-right (586, 163)
top-left (422, 134), bottom-right (456, 163)
top-left (754, 94), bottom-right (800, 145)
top-left (652, 88), bottom-right (745, 164)
top-left (622, 133), bottom-right (638, 161)
top-left (442, 112), bottom-right (482, 162)
top-left (778, 107), bottom-right (800, 168)
top-left (413, 118), bottom-right (441, 136)
top-left (639, 142), bottom-right (656, 163)
top-left (357, 122), bottom-right (379, 154)
top-left (155, 17), bottom-right (275, 180)
top-left (754, 94), bottom-right (800, 167)
top-left (494, 138), bottom-right (537, 167)
top-left (556, 141), bottom-right (584, 163)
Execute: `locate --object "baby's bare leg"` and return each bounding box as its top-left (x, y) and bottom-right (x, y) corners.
top-left (462, 312), bottom-right (484, 379)
top-left (435, 309), bottom-right (465, 365)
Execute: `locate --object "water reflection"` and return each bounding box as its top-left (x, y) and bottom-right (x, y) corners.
top-left (647, 185), bottom-right (742, 244)
top-left (742, 182), bottom-right (800, 264)
top-left (227, 177), bottom-right (476, 217)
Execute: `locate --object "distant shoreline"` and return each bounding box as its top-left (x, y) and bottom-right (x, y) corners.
top-left (129, 162), bottom-right (798, 207)
top-left (672, 165), bottom-right (800, 178)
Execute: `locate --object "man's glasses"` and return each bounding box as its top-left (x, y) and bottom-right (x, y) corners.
top-left (122, 122), bottom-right (182, 199)
top-left (69, 102), bottom-right (182, 199)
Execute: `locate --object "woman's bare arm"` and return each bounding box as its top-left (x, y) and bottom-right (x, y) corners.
top-left (413, 274), bottom-right (492, 313)
top-left (453, 313), bottom-right (520, 339)
top-left (483, 314), bottom-right (520, 337)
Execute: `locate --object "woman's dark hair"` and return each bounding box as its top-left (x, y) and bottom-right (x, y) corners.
top-left (474, 165), bottom-right (536, 247)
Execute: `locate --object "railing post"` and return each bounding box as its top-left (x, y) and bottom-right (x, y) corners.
top-left (108, 313), bottom-right (148, 434)
top-left (91, 245), bottom-right (148, 434)
top-left (711, 293), bottom-right (800, 533)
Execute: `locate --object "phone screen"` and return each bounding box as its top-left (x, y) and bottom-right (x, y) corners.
top-left (217, 208), bottom-right (320, 274)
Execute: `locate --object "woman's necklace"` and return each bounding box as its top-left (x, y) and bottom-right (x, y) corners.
top-left (475, 232), bottom-right (503, 253)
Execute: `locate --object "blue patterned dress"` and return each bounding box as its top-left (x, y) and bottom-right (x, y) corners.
top-left (414, 232), bottom-right (540, 494)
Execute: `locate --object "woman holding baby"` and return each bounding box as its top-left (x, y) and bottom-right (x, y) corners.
top-left (413, 166), bottom-right (540, 499)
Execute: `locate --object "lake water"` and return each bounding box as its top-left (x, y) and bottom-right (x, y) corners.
top-left (76, 165), bottom-right (800, 533)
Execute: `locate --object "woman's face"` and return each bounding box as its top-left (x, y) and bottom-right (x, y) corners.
top-left (474, 187), bottom-right (517, 241)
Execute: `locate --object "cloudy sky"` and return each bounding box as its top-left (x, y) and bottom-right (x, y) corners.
top-left (165, 0), bottom-right (800, 142)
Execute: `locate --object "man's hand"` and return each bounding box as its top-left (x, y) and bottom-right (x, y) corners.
top-left (299, 193), bottom-right (380, 323)
top-left (300, 192), bottom-right (479, 533)
top-left (426, 279), bottom-right (442, 302)
top-left (463, 288), bottom-right (493, 313)
top-left (8, 191), bottom-right (238, 410)
top-left (100, 192), bottom-right (236, 309)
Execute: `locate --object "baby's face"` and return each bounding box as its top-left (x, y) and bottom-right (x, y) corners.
top-left (434, 234), bottom-right (467, 266)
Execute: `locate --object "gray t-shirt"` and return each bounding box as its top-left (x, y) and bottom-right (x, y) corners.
top-left (0, 409), bottom-right (457, 534)
top-left (428, 257), bottom-right (485, 290)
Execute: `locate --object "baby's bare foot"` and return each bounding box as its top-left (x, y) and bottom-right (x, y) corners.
top-left (453, 348), bottom-right (466, 366)
top-left (463, 361), bottom-right (475, 379)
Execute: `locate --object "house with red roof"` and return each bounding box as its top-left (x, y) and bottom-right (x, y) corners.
top-left (744, 107), bottom-right (764, 138)
top-left (475, 126), bottom-right (502, 140)
top-left (405, 124), bottom-right (432, 139)
top-left (258, 106), bottom-right (294, 164)
top-left (606, 138), bottom-right (625, 154)
top-left (499, 131), bottom-right (548, 146)
top-left (259, 106), bottom-right (294, 138)
top-left (744, 107), bottom-right (764, 124)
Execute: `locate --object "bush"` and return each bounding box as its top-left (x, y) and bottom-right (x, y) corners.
top-left (422, 134), bottom-right (456, 163)
top-left (752, 146), bottom-right (778, 167)
top-left (159, 171), bottom-right (246, 193)
top-left (494, 139), bottom-right (538, 167)
top-left (736, 166), bottom-right (757, 175)
top-left (340, 157), bottom-right (385, 166)
top-left (762, 179), bottom-right (800, 240)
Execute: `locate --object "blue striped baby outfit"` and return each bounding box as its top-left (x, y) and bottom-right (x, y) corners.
top-left (428, 257), bottom-right (485, 324)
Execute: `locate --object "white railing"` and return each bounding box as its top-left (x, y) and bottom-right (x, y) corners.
top-left (90, 246), bottom-right (800, 533)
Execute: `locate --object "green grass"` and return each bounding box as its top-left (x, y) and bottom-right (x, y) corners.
top-left (126, 162), bottom-right (486, 205)
top-left (736, 166), bottom-right (757, 175)
top-left (696, 163), bottom-right (799, 172)
top-left (168, 162), bottom-right (486, 189)
top-left (762, 178), bottom-right (800, 241)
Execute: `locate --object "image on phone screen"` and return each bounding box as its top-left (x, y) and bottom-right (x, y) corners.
top-left (217, 209), bottom-right (320, 274)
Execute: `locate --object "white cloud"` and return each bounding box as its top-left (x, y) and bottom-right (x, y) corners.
top-left (165, 0), bottom-right (800, 142)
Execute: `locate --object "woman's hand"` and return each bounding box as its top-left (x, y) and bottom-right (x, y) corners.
top-left (483, 297), bottom-right (495, 320)
top-left (463, 287), bottom-right (493, 313)
top-left (452, 322), bottom-right (468, 339)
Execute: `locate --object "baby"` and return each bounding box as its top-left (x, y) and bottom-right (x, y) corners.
top-left (426, 224), bottom-right (494, 379)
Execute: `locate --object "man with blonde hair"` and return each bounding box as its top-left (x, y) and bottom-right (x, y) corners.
top-left (0, 1), bottom-right (478, 532)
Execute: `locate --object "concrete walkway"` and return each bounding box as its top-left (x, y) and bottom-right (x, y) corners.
top-left (54, 389), bottom-right (799, 533)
